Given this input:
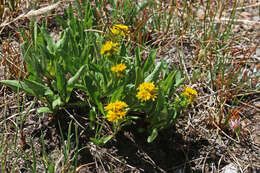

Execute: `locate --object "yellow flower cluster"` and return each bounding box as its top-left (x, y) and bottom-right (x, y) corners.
top-left (110, 24), bottom-right (130, 37)
top-left (136, 82), bottom-right (158, 101)
top-left (183, 87), bottom-right (198, 104)
top-left (111, 63), bottom-right (126, 77)
top-left (104, 101), bottom-right (128, 122)
top-left (100, 41), bottom-right (119, 56)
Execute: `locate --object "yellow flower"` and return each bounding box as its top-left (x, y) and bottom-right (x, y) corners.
top-left (183, 87), bottom-right (198, 104)
top-left (104, 101), bottom-right (128, 122)
top-left (105, 100), bottom-right (128, 112)
top-left (106, 111), bottom-right (118, 122)
top-left (136, 82), bottom-right (158, 101)
top-left (100, 41), bottom-right (119, 56)
top-left (110, 24), bottom-right (130, 37)
top-left (111, 63), bottom-right (126, 77)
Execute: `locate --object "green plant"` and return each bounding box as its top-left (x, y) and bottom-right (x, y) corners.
top-left (86, 37), bottom-right (195, 143)
top-left (1, 0), bottom-right (197, 145)
top-left (1, 0), bottom-right (259, 172)
top-left (1, 0), bottom-right (96, 113)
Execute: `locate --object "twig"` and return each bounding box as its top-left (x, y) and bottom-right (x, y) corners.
top-left (76, 162), bottom-right (95, 172)
top-left (234, 158), bottom-right (260, 168)
top-left (0, 108), bottom-right (36, 125)
top-left (212, 122), bottom-right (240, 143)
top-left (235, 90), bottom-right (260, 97)
top-left (170, 157), bottom-right (207, 171)
top-left (104, 151), bottom-right (137, 170)
top-left (238, 100), bottom-right (260, 112)
top-left (227, 2), bottom-right (260, 12)
top-left (216, 18), bottom-right (260, 25)
top-left (197, 89), bottom-right (224, 100)
top-left (229, 152), bottom-right (244, 173)
top-left (218, 154), bottom-right (225, 172)
top-left (55, 151), bottom-right (64, 173)
top-left (0, 98), bottom-right (16, 108)
top-left (0, 1), bottom-right (61, 32)
top-left (64, 108), bottom-right (86, 130)
top-left (84, 29), bottom-right (104, 33)
top-left (202, 152), bottom-right (209, 173)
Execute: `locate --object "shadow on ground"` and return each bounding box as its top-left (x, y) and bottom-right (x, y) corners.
top-left (104, 124), bottom-right (210, 172)
top-left (28, 104), bottom-right (212, 172)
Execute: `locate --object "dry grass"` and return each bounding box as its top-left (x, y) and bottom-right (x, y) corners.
top-left (0, 0), bottom-right (259, 172)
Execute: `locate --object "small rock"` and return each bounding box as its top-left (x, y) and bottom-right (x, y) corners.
top-left (223, 164), bottom-right (238, 173)
top-left (252, 16), bottom-right (260, 22)
top-left (255, 48), bottom-right (260, 57)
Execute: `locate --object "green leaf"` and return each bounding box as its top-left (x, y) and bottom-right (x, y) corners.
top-left (127, 115), bottom-right (140, 120)
top-left (143, 49), bottom-right (156, 73)
top-left (55, 15), bottom-right (68, 29)
top-left (0, 80), bottom-right (34, 96)
top-left (134, 46), bottom-right (141, 67)
top-left (84, 76), bottom-right (104, 115)
top-left (175, 71), bottom-right (181, 84)
top-left (100, 134), bottom-right (114, 144)
top-left (145, 61), bottom-right (162, 82)
top-left (75, 0), bottom-right (83, 19)
top-left (84, 76), bottom-right (97, 95)
top-left (55, 61), bottom-right (67, 100)
top-left (173, 111), bottom-right (178, 119)
top-left (68, 4), bottom-right (77, 33)
top-left (89, 137), bottom-right (100, 145)
top-left (52, 96), bottom-right (63, 110)
top-left (41, 27), bottom-right (57, 54)
top-left (134, 67), bottom-right (143, 88)
top-left (155, 91), bottom-right (165, 114)
top-left (67, 64), bottom-right (87, 87)
top-left (89, 63), bottom-right (102, 73)
top-left (56, 29), bottom-right (69, 51)
top-left (174, 71), bottom-right (185, 88)
top-left (65, 87), bottom-right (73, 103)
top-left (48, 163), bottom-right (55, 173)
top-left (34, 21), bottom-right (38, 50)
top-left (111, 86), bottom-right (124, 102)
top-left (147, 128), bottom-right (158, 143)
top-left (163, 71), bottom-right (177, 94)
top-left (89, 108), bottom-right (96, 122)
top-left (93, 92), bottom-right (104, 115)
top-left (120, 43), bottom-right (126, 56)
top-left (73, 84), bottom-right (88, 92)
top-left (90, 134), bottom-right (114, 146)
top-left (24, 79), bottom-right (53, 96)
top-left (37, 107), bottom-right (53, 114)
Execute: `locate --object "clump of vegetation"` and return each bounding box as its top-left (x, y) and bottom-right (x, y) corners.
top-left (1, 0), bottom-right (259, 172)
top-left (1, 0), bottom-right (195, 144)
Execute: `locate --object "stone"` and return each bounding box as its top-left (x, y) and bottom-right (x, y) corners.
top-left (223, 164), bottom-right (238, 173)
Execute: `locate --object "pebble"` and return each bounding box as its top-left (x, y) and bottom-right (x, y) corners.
top-left (223, 164), bottom-right (238, 173)
top-left (255, 47), bottom-right (260, 57)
